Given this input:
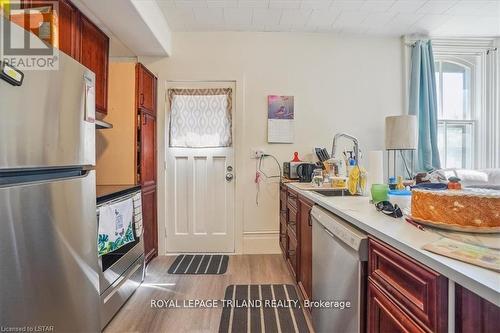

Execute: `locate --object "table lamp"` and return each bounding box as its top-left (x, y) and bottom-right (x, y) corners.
top-left (385, 115), bottom-right (417, 180)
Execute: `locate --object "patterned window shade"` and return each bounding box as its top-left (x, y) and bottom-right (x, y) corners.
top-left (168, 88), bottom-right (232, 148)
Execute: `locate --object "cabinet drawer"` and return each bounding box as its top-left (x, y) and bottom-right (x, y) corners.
top-left (287, 203), bottom-right (297, 237)
top-left (287, 189), bottom-right (298, 209)
top-left (368, 238), bottom-right (447, 333)
top-left (280, 211), bottom-right (287, 225)
top-left (279, 220), bottom-right (287, 256)
top-left (287, 232), bottom-right (297, 278)
top-left (368, 280), bottom-right (425, 333)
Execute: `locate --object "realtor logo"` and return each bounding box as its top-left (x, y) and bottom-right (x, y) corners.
top-left (0, 0), bottom-right (59, 70)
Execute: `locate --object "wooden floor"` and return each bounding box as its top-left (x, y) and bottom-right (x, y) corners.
top-left (105, 254), bottom-right (311, 333)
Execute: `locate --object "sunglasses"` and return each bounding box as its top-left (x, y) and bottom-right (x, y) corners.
top-left (375, 201), bottom-right (403, 218)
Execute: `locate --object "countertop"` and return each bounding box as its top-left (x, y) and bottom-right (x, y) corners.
top-left (96, 184), bottom-right (141, 203)
top-left (286, 182), bottom-right (500, 307)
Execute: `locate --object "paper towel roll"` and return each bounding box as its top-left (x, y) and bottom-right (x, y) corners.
top-left (368, 150), bottom-right (384, 185)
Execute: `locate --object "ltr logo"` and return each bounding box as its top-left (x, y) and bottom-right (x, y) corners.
top-left (1, 0), bottom-right (59, 70)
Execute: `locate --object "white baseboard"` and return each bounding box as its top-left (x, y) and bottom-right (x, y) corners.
top-left (242, 231), bottom-right (281, 254)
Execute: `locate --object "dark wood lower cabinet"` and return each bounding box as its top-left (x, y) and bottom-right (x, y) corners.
top-left (279, 185), bottom-right (314, 308)
top-left (287, 230), bottom-right (297, 278)
top-left (368, 237), bottom-right (448, 333)
top-left (135, 63), bottom-right (158, 265)
top-left (455, 284), bottom-right (500, 333)
top-left (284, 189), bottom-right (299, 277)
top-left (279, 220), bottom-right (287, 255)
top-left (297, 195), bottom-right (314, 303)
top-left (277, 185), bottom-right (498, 333)
top-left (142, 185), bottom-right (157, 263)
top-left (368, 281), bottom-right (425, 333)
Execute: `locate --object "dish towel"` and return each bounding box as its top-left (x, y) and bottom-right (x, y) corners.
top-left (98, 198), bottom-right (135, 256)
top-left (132, 192), bottom-right (143, 237)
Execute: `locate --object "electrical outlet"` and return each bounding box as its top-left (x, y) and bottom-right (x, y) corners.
top-left (251, 149), bottom-right (265, 159)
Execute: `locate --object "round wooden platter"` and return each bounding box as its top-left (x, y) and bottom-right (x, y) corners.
top-left (405, 214), bottom-right (500, 234)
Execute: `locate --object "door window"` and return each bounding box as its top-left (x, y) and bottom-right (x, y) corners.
top-left (168, 88), bottom-right (232, 148)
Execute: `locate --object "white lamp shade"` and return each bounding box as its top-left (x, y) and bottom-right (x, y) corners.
top-left (385, 115), bottom-right (417, 150)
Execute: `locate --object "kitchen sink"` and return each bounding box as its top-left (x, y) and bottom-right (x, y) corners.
top-left (311, 189), bottom-right (354, 197)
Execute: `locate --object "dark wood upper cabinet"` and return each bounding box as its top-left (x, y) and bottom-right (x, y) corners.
top-left (136, 64), bottom-right (156, 114)
top-left (139, 111), bottom-right (156, 188)
top-left (14, 0), bottom-right (109, 114)
top-left (18, 0), bottom-right (79, 59)
top-left (57, 0), bottom-right (80, 59)
top-left (80, 15), bottom-right (109, 114)
top-left (297, 195), bottom-right (314, 303)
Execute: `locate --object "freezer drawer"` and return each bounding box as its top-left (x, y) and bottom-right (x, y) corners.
top-left (100, 255), bottom-right (145, 330)
top-left (0, 171), bottom-right (100, 333)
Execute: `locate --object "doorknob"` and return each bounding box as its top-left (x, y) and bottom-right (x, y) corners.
top-left (225, 173), bottom-right (234, 182)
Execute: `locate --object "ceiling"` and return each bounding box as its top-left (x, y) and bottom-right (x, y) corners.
top-left (157, 0), bottom-right (500, 36)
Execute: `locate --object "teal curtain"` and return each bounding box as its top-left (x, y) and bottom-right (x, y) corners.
top-left (409, 40), bottom-right (441, 172)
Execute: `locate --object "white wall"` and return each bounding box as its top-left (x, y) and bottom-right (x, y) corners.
top-left (139, 32), bottom-right (404, 255)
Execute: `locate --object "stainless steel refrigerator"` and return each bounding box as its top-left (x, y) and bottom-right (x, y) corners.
top-left (0, 18), bottom-right (100, 332)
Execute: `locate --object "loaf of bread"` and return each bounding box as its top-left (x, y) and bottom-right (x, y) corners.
top-left (411, 189), bottom-right (500, 229)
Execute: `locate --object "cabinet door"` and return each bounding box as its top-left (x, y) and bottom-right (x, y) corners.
top-left (279, 185), bottom-right (287, 256)
top-left (57, 0), bottom-right (80, 59)
top-left (298, 196), bottom-right (314, 302)
top-left (455, 284), bottom-right (500, 333)
top-left (369, 238), bottom-right (448, 332)
top-left (139, 112), bottom-right (156, 188)
top-left (142, 185), bottom-right (158, 264)
top-left (287, 202), bottom-right (298, 237)
top-left (279, 220), bottom-right (287, 257)
top-left (136, 64), bottom-right (156, 114)
top-left (368, 280), bottom-right (425, 333)
top-left (287, 232), bottom-right (297, 278)
top-left (80, 15), bottom-right (109, 114)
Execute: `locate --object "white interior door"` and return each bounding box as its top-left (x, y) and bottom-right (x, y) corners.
top-left (166, 82), bottom-right (235, 253)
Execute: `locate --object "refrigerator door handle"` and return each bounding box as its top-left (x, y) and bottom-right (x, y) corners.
top-left (0, 168), bottom-right (89, 187)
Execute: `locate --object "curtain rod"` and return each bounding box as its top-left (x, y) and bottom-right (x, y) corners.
top-left (487, 47), bottom-right (498, 54)
top-left (404, 41), bottom-right (498, 54)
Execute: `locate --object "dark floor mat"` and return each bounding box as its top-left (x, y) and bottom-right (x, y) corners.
top-left (167, 254), bottom-right (229, 274)
top-left (219, 284), bottom-right (311, 333)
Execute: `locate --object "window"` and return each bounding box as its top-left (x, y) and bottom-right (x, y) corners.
top-left (168, 88), bottom-right (232, 148)
top-left (434, 59), bottom-right (475, 169)
top-left (406, 38), bottom-right (499, 169)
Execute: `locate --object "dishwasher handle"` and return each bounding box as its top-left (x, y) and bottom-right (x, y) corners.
top-left (323, 225), bottom-right (335, 239)
top-left (311, 206), bottom-right (368, 260)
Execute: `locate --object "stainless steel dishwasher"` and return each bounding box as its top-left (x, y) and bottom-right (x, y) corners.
top-left (311, 206), bottom-right (368, 333)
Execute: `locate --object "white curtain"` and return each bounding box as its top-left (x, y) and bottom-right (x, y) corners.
top-left (169, 88), bottom-right (232, 148)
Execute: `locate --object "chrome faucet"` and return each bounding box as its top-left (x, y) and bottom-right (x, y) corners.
top-left (331, 133), bottom-right (359, 166)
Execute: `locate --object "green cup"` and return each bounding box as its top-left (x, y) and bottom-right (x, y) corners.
top-left (371, 184), bottom-right (389, 203)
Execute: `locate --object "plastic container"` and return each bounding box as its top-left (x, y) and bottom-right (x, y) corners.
top-left (332, 177), bottom-right (347, 189)
top-left (388, 190), bottom-right (412, 210)
top-left (371, 184), bottom-right (389, 203)
top-left (388, 176), bottom-right (397, 190)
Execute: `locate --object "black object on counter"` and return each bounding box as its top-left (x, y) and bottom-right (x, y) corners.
top-left (297, 163), bottom-right (316, 182)
top-left (411, 183), bottom-right (448, 190)
top-left (375, 201), bottom-right (403, 218)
